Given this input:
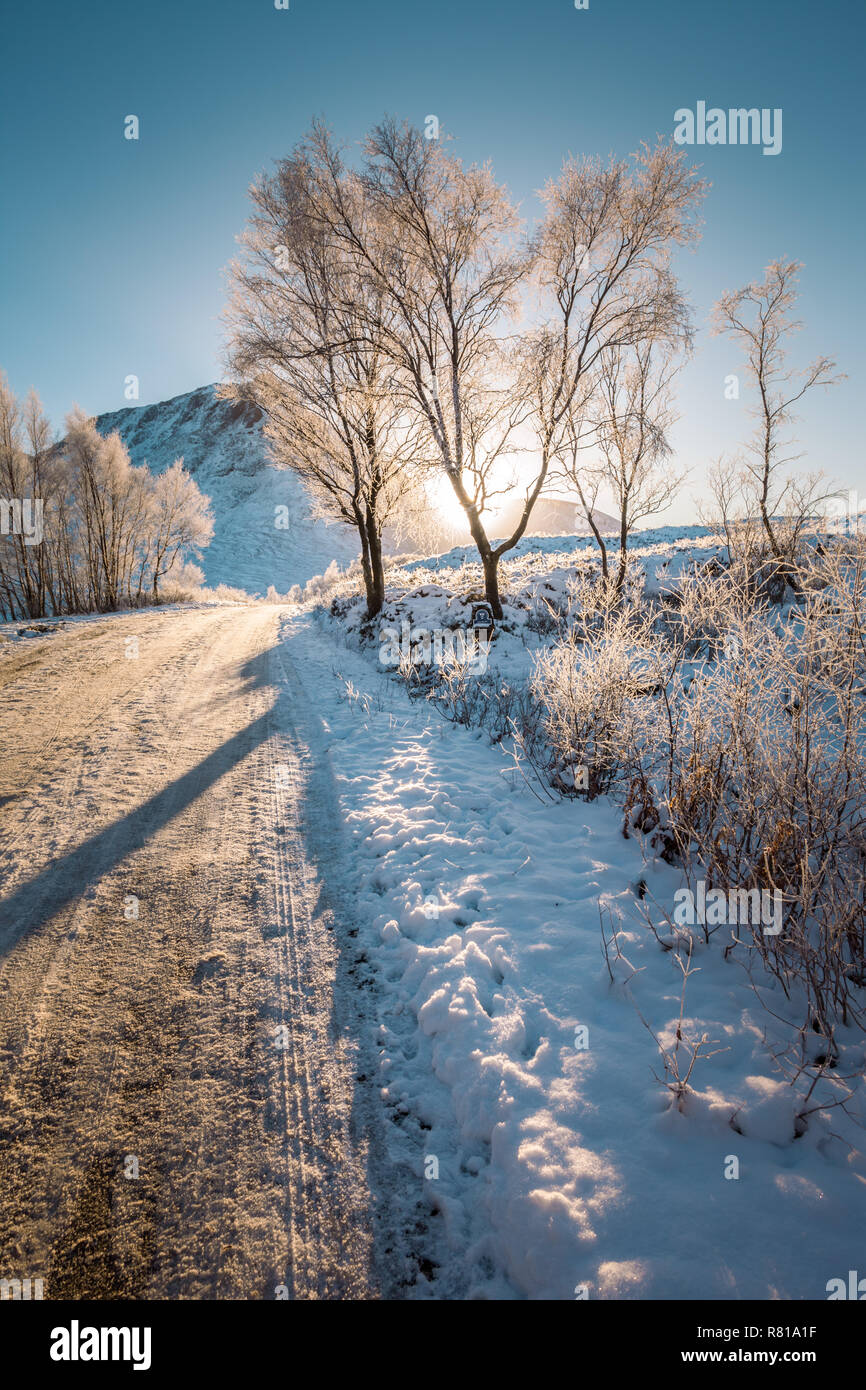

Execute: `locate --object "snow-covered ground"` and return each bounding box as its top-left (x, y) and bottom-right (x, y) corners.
top-left (0, 605), bottom-right (383, 1298)
top-left (285, 528), bottom-right (866, 1300)
top-left (2, 515), bottom-right (863, 1300)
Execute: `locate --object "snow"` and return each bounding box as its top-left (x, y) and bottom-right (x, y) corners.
top-left (278, 577), bottom-right (866, 1299)
top-left (0, 603), bottom-right (378, 1298)
top-left (5, 392), bottom-right (864, 1298)
top-left (95, 385), bottom-right (360, 595)
top-left (402, 524), bottom-right (719, 575)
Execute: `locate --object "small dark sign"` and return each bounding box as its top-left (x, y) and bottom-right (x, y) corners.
top-left (471, 604), bottom-right (494, 642)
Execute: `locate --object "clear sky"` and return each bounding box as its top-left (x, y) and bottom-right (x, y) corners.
top-left (1, 0), bottom-right (863, 520)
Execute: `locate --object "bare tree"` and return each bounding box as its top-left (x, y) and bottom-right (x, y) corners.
top-left (290, 119), bottom-right (530, 617)
top-left (0, 375), bottom-right (213, 615)
top-left (564, 341), bottom-right (687, 592)
top-left (0, 375), bottom-right (55, 617)
top-left (223, 147), bottom-right (426, 618)
top-left (559, 406), bottom-right (612, 579)
top-left (711, 259), bottom-right (842, 571)
top-left (528, 141), bottom-right (705, 592)
top-left (148, 457), bottom-right (214, 602)
top-left (239, 127), bottom-right (706, 618)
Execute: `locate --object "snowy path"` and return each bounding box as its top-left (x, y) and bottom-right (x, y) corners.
top-left (0, 605), bottom-right (377, 1299)
top-left (290, 609), bottom-right (866, 1301)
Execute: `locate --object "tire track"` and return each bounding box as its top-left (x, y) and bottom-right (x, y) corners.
top-left (0, 603), bottom-right (379, 1300)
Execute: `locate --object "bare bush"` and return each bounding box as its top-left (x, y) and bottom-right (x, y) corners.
top-left (531, 576), bottom-right (662, 798)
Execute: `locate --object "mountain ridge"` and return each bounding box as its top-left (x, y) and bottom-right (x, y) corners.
top-left (94, 384), bottom-right (359, 594)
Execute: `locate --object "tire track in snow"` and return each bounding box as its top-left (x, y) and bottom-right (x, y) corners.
top-left (0, 605), bottom-right (379, 1299)
top-left (0, 608), bottom-right (265, 1295)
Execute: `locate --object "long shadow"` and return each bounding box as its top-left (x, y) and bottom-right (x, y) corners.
top-left (0, 706), bottom-right (273, 958)
top-left (0, 631), bottom-right (391, 1295)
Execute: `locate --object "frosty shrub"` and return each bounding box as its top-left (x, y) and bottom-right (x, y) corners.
top-left (526, 586), bottom-right (570, 637)
top-left (445, 668), bottom-right (536, 748)
top-left (203, 583), bottom-right (256, 605)
top-left (304, 559), bottom-right (344, 603)
top-left (530, 543), bottom-right (866, 1034)
top-left (657, 545), bottom-right (866, 1032)
top-left (395, 644), bottom-right (539, 752)
top-left (531, 581), bottom-right (661, 799)
top-left (266, 584), bottom-right (293, 604)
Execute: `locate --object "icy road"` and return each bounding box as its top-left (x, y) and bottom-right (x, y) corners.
top-left (0, 605), bottom-right (377, 1299)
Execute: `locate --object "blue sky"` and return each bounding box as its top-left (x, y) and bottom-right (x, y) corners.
top-left (1, 0), bottom-right (863, 519)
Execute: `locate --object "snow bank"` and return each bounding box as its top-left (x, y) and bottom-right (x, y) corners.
top-left (281, 610), bottom-right (866, 1299)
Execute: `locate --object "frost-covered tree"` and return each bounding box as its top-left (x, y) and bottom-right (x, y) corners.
top-left (711, 259), bottom-right (842, 570)
top-left (223, 144), bottom-right (427, 618)
top-left (531, 141), bottom-right (704, 592)
top-left (147, 457), bottom-right (214, 601)
top-left (560, 341), bottom-right (687, 592)
top-left (0, 375), bottom-right (213, 616)
top-left (0, 374), bottom-right (55, 617)
top-left (284, 120), bottom-right (529, 617)
top-left (64, 410), bottom-right (138, 609)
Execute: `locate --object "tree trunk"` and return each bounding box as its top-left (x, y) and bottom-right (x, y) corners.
top-left (576, 481), bottom-right (608, 579)
top-left (615, 514), bottom-right (628, 594)
top-left (353, 504), bottom-right (375, 618)
top-left (482, 551), bottom-right (502, 619)
top-left (364, 513), bottom-right (385, 619)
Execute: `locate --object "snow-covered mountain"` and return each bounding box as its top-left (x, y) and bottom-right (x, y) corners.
top-left (492, 495), bottom-right (619, 539)
top-left (95, 385), bottom-right (360, 594)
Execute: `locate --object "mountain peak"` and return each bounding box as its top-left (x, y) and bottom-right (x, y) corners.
top-left (94, 384), bottom-right (358, 595)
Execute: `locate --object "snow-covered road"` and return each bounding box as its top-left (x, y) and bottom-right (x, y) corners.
top-left (0, 605), bottom-right (378, 1298)
top-left (3, 600), bottom-right (863, 1302)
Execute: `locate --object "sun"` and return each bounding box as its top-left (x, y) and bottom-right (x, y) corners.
top-left (427, 474), bottom-right (471, 531)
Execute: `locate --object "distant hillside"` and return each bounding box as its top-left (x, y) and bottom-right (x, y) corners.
top-left (95, 385), bottom-right (359, 594)
top-left (492, 496), bottom-right (619, 540)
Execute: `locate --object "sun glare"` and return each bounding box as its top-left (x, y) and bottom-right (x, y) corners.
top-left (428, 475), bottom-right (472, 531)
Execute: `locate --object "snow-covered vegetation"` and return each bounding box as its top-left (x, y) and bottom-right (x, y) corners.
top-left (94, 384), bottom-right (362, 595)
top-left (223, 123), bottom-right (709, 621)
top-left (310, 521), bottom-right (866, 1033)
top-left (0, 377), bottom-right (213, 617)
top-left (287, 515), bottom-right (866, 1296)
top-left (2, 90), bottom-right (861, 1302)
